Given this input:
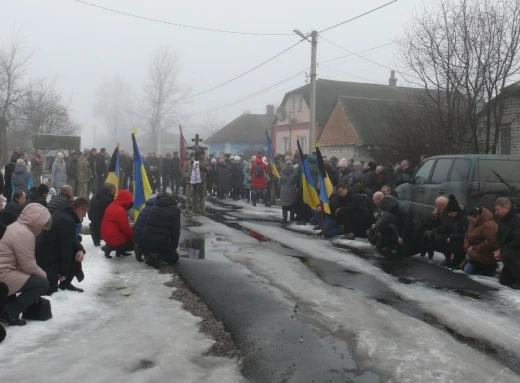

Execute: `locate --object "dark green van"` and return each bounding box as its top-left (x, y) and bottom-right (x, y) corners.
top-left (395, 155), bottom-right (520, 227)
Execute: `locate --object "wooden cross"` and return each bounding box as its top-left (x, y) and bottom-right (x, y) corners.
top-left (191, 134), bottom-right (203, 146)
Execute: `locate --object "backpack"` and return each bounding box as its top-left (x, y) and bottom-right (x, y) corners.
top-left (255, 164), bottom-right (264, 177)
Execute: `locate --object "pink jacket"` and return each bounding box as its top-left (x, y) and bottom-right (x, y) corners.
top-left (0, 203), bottom-right (50, 295)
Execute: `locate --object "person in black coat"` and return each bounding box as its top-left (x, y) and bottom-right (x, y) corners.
top-left (36, 198), bottom-right (89, 294)
top-left (3, 162), bottom-right (15, 202)
top-left (47, 185), bottom-right (74, 215)
top-left (162, 154), bottom-right (173, 192)
top-left (361, 161), bottom-right (378, 193)
top-left (230, 158), bottom-right (244, 200)
top-left (140, 194), bottom-right (181, 268)
top-left (133, 196), bottom-right (159, 262)
top-left (147, 166), bottom-right (160, 194)
top-left (206, 159), bottom-right (217, 196)
top-left (1, 190), bottom-right (26, 226)
top-left (95, 149), bottom-right (108, 191)
top-left (88, 183), bottom-right (116, 246)
top-left (494, 197), bottom-right (520, 287)
top-left (333, 183), bottom-right (375, 239)
top-left (170, 152), bottom-right (182, 194)
top-left (26, 184), bottom-right (49, 207)
top-left (216, 159), bottom-right (231, 199)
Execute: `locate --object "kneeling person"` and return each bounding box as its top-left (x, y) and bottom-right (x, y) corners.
top-left (36, 198), bottom-right (89, 294)
top-left (140, 194), bottom-right (181, 268)
top-left (101, 190), bottom-right (135, 258)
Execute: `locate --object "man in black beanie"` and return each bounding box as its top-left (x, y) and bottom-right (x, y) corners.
top-left (26, 184), bottom-right (49, 207)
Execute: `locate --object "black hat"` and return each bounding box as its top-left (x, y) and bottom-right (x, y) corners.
top-left (38, 183), bottom-right (50, 194)
top-left (445, 194), bottom-right (460, 212)
top-left (468, 206), bottom-right (483, 217)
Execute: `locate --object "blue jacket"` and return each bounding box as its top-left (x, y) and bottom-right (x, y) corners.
top-left (133, 197), bottom-right (157, 247)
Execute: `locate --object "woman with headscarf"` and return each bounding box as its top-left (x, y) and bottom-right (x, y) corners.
top-left (0, 204), bottom-right (51, 326)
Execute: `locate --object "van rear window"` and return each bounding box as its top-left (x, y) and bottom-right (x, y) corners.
top-left (479, 160), bottom-right (520, 184)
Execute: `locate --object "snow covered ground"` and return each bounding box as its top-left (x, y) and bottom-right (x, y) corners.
top-left (0, 236), bottom-right (244, 383)
top-left (237, 222), bottom-right (520, 363)
top-left (187, 217), bottom-right (520, 382)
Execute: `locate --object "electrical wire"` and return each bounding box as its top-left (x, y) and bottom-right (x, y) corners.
top-left (318, 0), bottom-right (398, 33)
top-left (319, 42), bottom-right (396, 64)
top-left (72, 0), bottom-right (293, 36)
top-left (177, 39), bottom-right (305, 101)
top-left (319, 35), bottom-right (394, 71)
top-left (179, 69), bottom-right (309, 120)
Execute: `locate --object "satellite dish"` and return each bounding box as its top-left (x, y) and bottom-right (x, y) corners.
top-left (276, 106), bottom-right (287, 122)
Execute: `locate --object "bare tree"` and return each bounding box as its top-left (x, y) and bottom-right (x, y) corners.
top-left (94, 75), bottom-right (134, 142)
top-left (0, 32), bottom-right (42, 163)
top-left (137, 47), bottom-right (187, 153)
top-left (8, 81), bottom-right (81, 149)
top-left (397, 0), bottom-right (520, 154)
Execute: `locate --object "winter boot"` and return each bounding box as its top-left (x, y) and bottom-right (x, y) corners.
top-left (135, 245), bottom-right (144, 262)
top-left (0, 311), bottom-right (26, 326)
top-left (282, 210), bottom-right (288, 224)
top-left (102, 245), bottom-right (114, 259)
top-left (145, 253), bottom-right (161, 269)
top-left (290, 211), bottom-right (295, 222)
top-left (252, 193), bottom-right (257, 207)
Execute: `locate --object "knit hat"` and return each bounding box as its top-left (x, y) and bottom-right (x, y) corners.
top-left (211, 158), bottom-right (217, 164)
top-left (57, 153), bottom-right (64, 158)
top-left (38, 184), bottom-right (50, 194)
top-left (285, 160), bottom-right (293, 166)
top-left (49, 187), bottom-right (56, 196)
top-left (445, 194), bottom-right (460, 212)
top-left (251, 155), bottom-right (257, 162)
top-left (234, 155), bottom-right (241, 162)
top-left (338, 158), bottom-right (349, 168)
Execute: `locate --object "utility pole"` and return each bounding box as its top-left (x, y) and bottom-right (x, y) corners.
top-left (309, 30), bottom-right (318, 155)
top-left (294, 29), bottom-right (318, 154)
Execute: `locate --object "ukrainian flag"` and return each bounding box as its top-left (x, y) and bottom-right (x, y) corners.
top-left (105, 144), bottom-right (120, 193)
top-left (316, 144), bottom-right (334, 214)
top-left (297, 138), bottom-right (320, 209)
top-left (264, 129), bottom-right (280, 179)
top-left (131, 129), bottom-right (152, 221)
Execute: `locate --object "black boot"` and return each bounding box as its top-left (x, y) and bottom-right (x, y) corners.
top-left (135, 246), bottom-right (144, 262)
top-left (252, 193), bottom-right (257, 207)
top-left (0, 311), bottom-right (26, 326)
top-left (102, 245), bottom-right (113, 259)
top-left (290, 211), bottom-right (295, 222)
top-left (145, 253), bottom-right (161, 269)
top-left (282, 210), bottom-right (288, 224)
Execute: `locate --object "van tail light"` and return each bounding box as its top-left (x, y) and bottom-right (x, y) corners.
top-left (467, 182), bottom-right (480, 198)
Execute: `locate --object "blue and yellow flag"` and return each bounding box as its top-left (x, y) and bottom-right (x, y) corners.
top-left (297, 138), bottom-right (320, 209)
top-left (315, 144), bottom-right (334, 214)
top-left (264, 129), bottom-right (280, 179)
top-left (105, 144), bottom-right (120, 194)
top-left (131, 129), bottom-right (152, 221)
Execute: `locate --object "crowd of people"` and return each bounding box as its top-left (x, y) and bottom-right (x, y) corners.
top-left (1, 144), bottom-right (519, 344)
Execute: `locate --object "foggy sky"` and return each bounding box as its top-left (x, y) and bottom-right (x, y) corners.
top-left (3, 0), bottom-right (419, 149)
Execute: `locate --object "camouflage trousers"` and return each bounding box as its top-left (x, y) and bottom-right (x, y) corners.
top-left (77, 182), bottom-right (88, 199)
top-left (186, 183), bottom-right (207, 213)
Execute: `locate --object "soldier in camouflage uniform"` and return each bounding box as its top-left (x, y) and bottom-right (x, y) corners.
top-left (182, 152), bottom-right (195, 215)
top-left (77, 151), bottom-right (93, 199)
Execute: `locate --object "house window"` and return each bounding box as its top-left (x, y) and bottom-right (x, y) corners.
top-left (300, 136), bottom-right (306, 154)
top-left (282, 137), bottom-right (290, 154)
top-left (501, 124), bottom-right (512, 155)
top-left (299, 96), bottom-right (303, 111)
top-left (291, 96), bottom-right (296, 111)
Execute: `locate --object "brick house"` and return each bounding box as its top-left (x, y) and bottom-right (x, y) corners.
top-left (205, 106), bottom-right (275, 156)
top-left (271, 72), bottom-right (422, 155)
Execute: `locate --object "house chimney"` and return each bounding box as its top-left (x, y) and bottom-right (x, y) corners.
top-left (266, 104), bottom-right (275, 122)
top-left (389, 70), bottom-right (397, 87)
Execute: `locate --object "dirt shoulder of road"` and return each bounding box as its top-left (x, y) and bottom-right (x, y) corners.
top-left (160, 264), bottom-right (243, 360)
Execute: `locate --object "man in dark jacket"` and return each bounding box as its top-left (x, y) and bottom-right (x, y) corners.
top-left (133, 196), bottom-right (158, 262)
top-left (95, 148), bottom-right (108, 191)
top-left (36, 198), bottom-right (89, 294)
top-left (362, 161), bottom-right (378, 193)
top-left (88, 182), bottom-right (116, 246)
top-left (394, 160), bottom-right (415, 187)
top-left (494, 197), bottom-right (520, 287)
top-left (332, 183), bottom-right (374, 239)
top-left (26, 184), bottom-right (49, 207)
top-left (140, 194), bottom-right (181, 268)
top-left (3, 161), bottom-right (16, 202)
top-left (162, 154), bottom-right (172, 192)
top-left (1, 191), bottom-right (26, 226)
top-left (47, 185), bottom-right (74, 215)
top-left (170, 151), bottom-right (182, 194)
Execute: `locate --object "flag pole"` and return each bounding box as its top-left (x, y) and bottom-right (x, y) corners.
top-left (320, 201), bottom-right (326, 238)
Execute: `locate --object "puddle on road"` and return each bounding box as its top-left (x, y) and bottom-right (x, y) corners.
top-left (179, 238), bottom-right (206, 259)
top-left (193, 208), bottom-right (520, 374)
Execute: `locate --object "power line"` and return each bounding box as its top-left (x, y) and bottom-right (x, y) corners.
top-left (318, 0), bottom-right (399, 33)
top-left (73, 0), bottom-right (293, 36)
top-left (319, 35), bottom-right (394, 71)
top-left (179, 69), bottom-right (309, 120)
top-left (319, 42), bottom-right (396, 64)
top-left (177, 39), bottom-right (305, 101)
